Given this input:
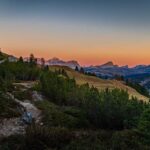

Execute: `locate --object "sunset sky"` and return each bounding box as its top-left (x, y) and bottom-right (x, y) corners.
top-left (0, 0), bottom-right (150, 66)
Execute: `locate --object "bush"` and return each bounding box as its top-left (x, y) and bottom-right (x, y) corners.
top-left (13, 90), bottom-right (32, 101)
top-left (25, 125), bottom-right (73, 150)
top-left (64, 130), bottom-right (112, 150)
top-left (0, 126), bottom-right (73, 150)
top-left (35, 100), bottom-right (89, 128)
top-left (0, 134), bottom-right (25, 150)
top-left (111, 130), bottom-right (149, 150)
top-left (0, 93), bottom-right (21, 119)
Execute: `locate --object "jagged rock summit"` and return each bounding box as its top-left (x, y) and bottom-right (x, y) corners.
top-left (98, 61), bottom-right (118, 68)
top-left (46, 57), bottom-right (81, 69)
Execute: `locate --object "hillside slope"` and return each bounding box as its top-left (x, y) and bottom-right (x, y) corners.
top-left (49, 66), bottom-right (149, 102)
top-left (0, 52), bottom-right (9, 61)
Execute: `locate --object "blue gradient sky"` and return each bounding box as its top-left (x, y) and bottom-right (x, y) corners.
top-left (0, 0), bottom-right (150, 66)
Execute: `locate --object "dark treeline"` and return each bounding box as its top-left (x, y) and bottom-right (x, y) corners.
top-left (0, 55), bottom-right (40, 91)
top-left (114, 75), bottom-right (150, 97)
top-left (126, 79), bottom-right (150, 97)
top-left (38, 70), bottom-right (149, 130)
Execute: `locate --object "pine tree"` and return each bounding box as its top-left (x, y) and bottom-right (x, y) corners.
top-left (75, 66), bottom-right (79, 71)
top-left (18, 56), bottom-right (23, 63)
top-left (41, 58), bottom-right (45, 67)
top-left (80, 67), bottom-right (84, 74)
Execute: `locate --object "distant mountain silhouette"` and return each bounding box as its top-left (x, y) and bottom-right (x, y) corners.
top-left (84, 62), bottom-right (150, 92)
top-left (46, 57), bottom-right (81, 69)
top-left (97, 61), bottom-right (118, 68)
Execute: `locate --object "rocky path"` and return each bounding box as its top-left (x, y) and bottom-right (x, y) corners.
top-left (0, 118), bottom-right (26, 137)
top-left (13, 82), bottom-right (37, 89)
top-left (8, 93), bottom-right (41, 123)
top-left (0, 82), bottom-right (43, 137)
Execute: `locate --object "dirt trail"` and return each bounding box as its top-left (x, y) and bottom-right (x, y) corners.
top-left (0, 118), bottom-right (26, 137)
top-left (16, 100), bottom-right (41, 123)
top-left (13, 82), bottom-right (37, 89)
top-left (7, 93), bottom-right (41, 123)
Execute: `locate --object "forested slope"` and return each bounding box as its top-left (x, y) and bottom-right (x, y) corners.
top-left (0, 56), bottom-right (150, 149)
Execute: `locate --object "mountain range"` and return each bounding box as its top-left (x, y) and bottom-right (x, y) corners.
top-left (85, 61), bottom-right (150, 77)
top-left (84, 61), bottom-right (150, 92)
top-left (2, 52), bottom-right (150, 92)
top-left (46, 57), bottom-right (80, 69)
top-left (24, 57), bottom-right (81, 69)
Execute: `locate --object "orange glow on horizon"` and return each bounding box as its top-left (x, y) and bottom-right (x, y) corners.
top-left (3, 47), bottom-right (150, 67)
top-left (1, 21), bottom-right (150, 67)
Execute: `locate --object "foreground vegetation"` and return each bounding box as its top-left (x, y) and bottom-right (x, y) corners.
top-left (1, 126), bottom-right (150, 150)
top-left (1, 54), bottom-right (150, 149)
top-left (0, 93), bottom-right (21, 119)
